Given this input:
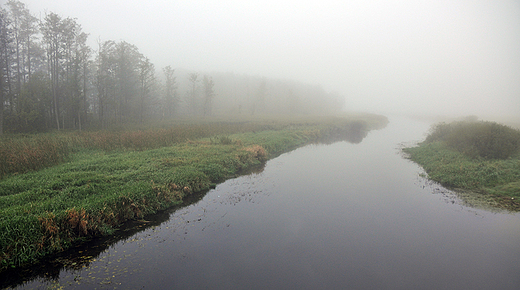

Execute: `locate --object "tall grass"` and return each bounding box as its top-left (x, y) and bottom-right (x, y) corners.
top-left (0, 135), bottom-right (71, 179)
top-left (0, 122), bottom-right (268, 179)
top-left (0, 115), bottom-right (388, 179)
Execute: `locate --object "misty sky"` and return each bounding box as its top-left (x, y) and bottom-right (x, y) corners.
top-left (20, 0), bottom-right (520, 118)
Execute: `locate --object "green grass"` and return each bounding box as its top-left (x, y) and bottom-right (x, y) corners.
top-left (403, 120), bottom-right (520, 211)
top-left (0, 122), bottom-right (269, 179)
top-left (0, 114), bottom-right (388, 179)
top-left (0, 113), bottom-right (388, 270)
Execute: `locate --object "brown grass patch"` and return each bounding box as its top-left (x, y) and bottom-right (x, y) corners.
top-left (243, 145), bottom-right (267, 161)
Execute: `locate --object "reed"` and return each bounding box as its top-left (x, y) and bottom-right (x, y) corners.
top-left (0, 135), bottom-right (71, 179)
top-left (0, 122), bottom-right (267, 178)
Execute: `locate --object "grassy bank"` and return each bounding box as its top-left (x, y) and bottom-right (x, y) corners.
top-left (403, 120), bottom-right (520, 211)
top-left (0, 114), bottom-right (388, 270)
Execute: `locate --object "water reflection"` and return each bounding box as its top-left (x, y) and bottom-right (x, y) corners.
top-left (318, 121), bottom-right (370, 144)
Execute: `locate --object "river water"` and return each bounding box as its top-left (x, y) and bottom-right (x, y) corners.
top-left (9, 116), bottom-right (520, 289)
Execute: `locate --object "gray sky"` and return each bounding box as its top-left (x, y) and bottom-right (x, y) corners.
top-left (20, 0), bottom-right (520, 118)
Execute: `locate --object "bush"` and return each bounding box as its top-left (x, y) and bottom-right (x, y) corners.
top-left (425, 121), bottom-right (520, 159)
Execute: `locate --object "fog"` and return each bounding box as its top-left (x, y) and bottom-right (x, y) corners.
top-left (22, 0), bottom-right (520, 120)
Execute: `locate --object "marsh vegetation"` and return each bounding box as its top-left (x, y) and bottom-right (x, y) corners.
top-left (0, 114), bottom-right (388, 271)
top-left (404, 120), bottom-right (520, 210)
top-left (4, 116), bottom-right (519, 290)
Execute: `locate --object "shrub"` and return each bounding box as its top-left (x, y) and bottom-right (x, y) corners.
top-left (425, 121), bottom-right (520, 159)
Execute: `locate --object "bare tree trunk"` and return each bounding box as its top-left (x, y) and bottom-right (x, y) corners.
top-left (6, 57), bottom-right (13, 115)
top-left (53, 57), bottom-right (60, 130)
top-left (27, 35), bottom-right (31, 80)
top-left (78, 110), bottom-right (81, 131)
top-left (99, 96), bottom-right (104, 129)
top-left (0, 104), bottom-right (3, 136)
top-left (0, 71), bottom-right (3, 136)
top-left (15, 27), bottom-right (21, 97)
top-left (79, 62), bottom-right (87, 131)
top-left (0, 31), bottom-right (5, 136)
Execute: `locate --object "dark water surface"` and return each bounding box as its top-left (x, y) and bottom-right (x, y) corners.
top-left (12, 117), bottom-right (520, 289)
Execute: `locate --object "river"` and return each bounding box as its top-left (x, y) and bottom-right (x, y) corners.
top-left (7, 116), bottom-right (520, 289)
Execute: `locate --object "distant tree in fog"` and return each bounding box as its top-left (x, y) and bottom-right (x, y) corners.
top-left (251, 79), bottom-right (266, 115)
top-left (41, 12), bottom-right (88, 130)
top-left (162, 65), bottom-right (177, 118)
top-left (202, 74), bottom-right (215, 117)
top-left (6, 0), bottom-right (38, 96)
top-left (95, 40), bottom-right (116, 128)
top-left (286, 89), bottom-right (300, 114)
top-left (40, 12), bottom-right (63, 130)
top-left (0, 8), bottom-right (11, 135)
top-left (95, 40), bottom-right (149, 127)
top-left (1, 0), bottom-right (344, 133)
top-left (137, 57), bottom-right (155, 123)
top-left (185, 72), bottom-right (199, 115)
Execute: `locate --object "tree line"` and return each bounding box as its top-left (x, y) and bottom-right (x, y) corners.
top-left (0, 0), bottom-right (343, 135)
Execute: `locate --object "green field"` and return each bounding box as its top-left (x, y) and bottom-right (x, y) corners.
top-left (403, 120), bottom-right (520, 211)
top-left (0, 114), bottom-right (388, 270)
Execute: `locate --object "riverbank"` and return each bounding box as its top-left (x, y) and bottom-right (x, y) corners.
top-left (0, 114), bottom-right (388, 271)
top-left (403, 121), bottom-right (520, 211)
